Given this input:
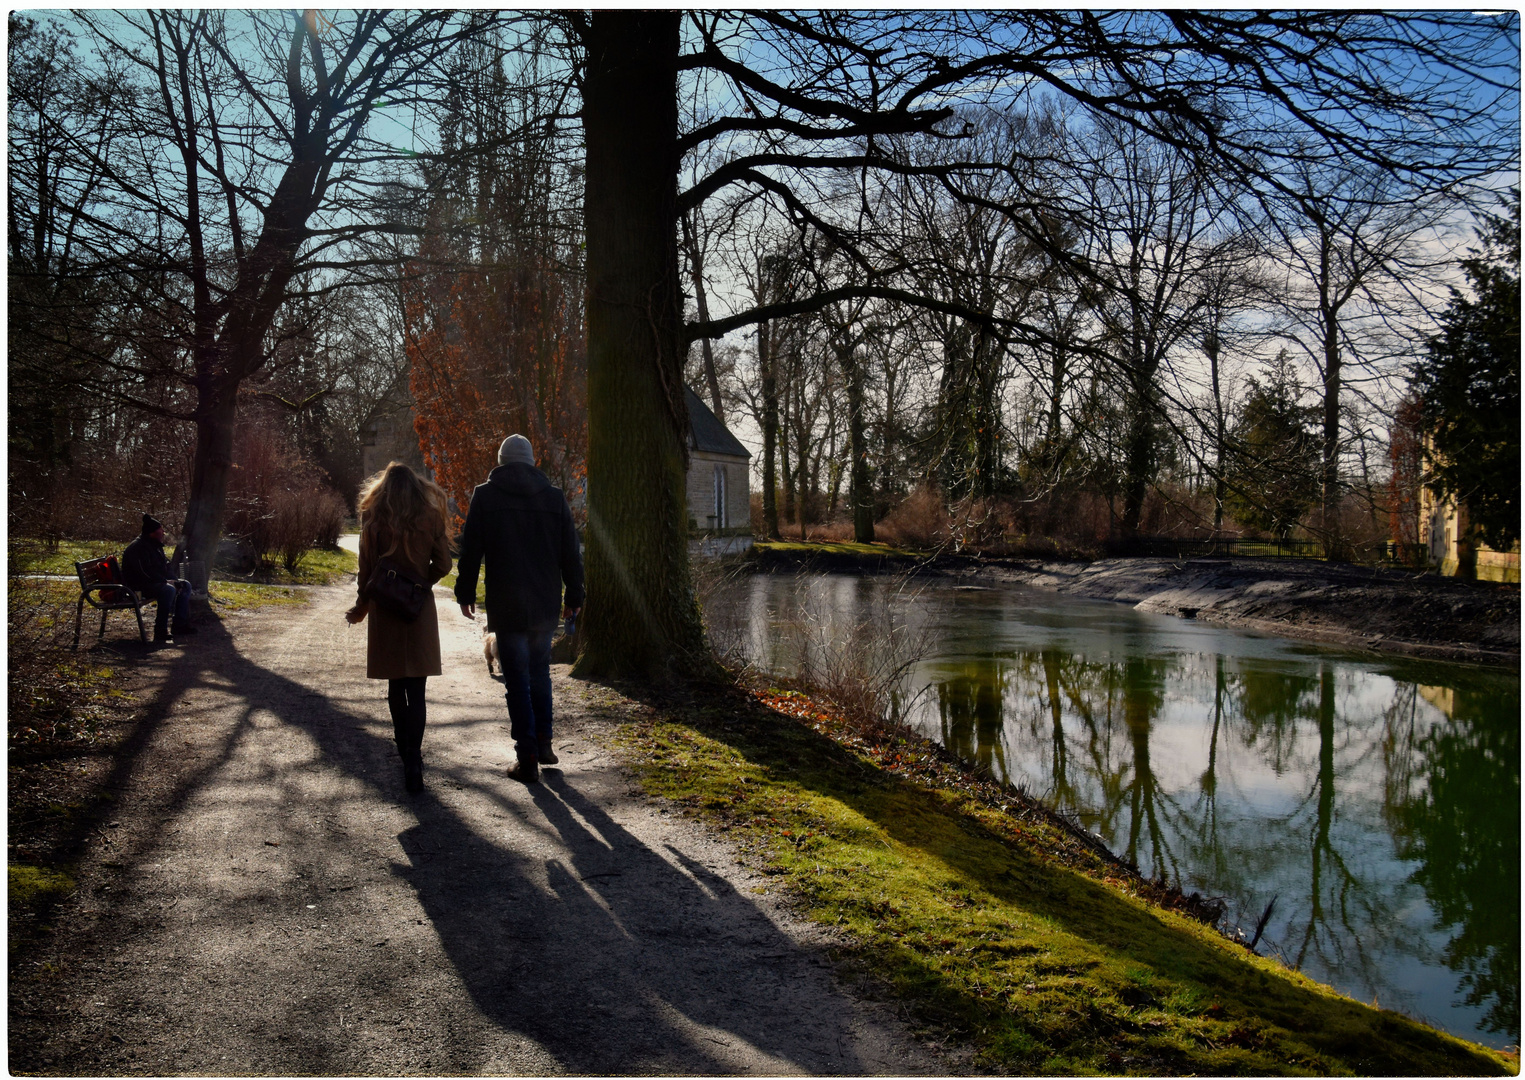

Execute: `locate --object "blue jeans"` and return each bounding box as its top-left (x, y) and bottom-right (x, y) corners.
top-left (150, 580), bottom-right (192, 635)
top-left (500, 629), bottom-right (554, 757)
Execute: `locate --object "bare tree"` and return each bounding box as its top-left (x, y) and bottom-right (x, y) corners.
top-left (1259, 162), bottom-right (1453, 557)
top-left (569, 10), bottom-right (1513, 674)
top-left (42, 10), bottom-right (495, 580)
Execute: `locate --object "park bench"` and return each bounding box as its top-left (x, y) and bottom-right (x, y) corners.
top-left (73, 555), bottom-right (148, 647)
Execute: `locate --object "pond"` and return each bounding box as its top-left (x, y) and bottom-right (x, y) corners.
top-left (702, 570), bottom-right (1520, 1048)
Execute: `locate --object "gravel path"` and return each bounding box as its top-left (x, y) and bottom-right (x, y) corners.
top-left (9, 584), bottom-right (948, 1076)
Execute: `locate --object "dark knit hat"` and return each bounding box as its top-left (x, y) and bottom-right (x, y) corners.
top-left (142, 514), bottom-right (162, 536)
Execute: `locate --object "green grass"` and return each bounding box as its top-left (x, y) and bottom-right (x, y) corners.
top-left (10, 539), bottom-right (120, 576)
top-left (616, 685), bottom-right (1513, 1076)
top-left (755, 539), bottom-right (924, 558)
top-left (438, 568), bottom-right (486, 607)
top-left (9, 537), bottom-right (357, 585)
top-left (205, 581), bottom-right (309, 612)
top-left (252, 545), bottom-right (357, 585)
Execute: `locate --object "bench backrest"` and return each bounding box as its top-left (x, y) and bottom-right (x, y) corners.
top-left (76, 555), bottom-right (130, 603)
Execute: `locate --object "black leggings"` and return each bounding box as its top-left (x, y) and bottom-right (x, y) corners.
top-left (387, 676), bottom-right (428, 762)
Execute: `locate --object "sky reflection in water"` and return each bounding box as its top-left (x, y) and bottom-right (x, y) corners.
top-left (709, 572), bottom-right (1519, 1047)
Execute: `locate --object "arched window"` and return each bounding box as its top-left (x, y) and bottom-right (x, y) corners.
top-left (713, 464), bottom-right (726, 530)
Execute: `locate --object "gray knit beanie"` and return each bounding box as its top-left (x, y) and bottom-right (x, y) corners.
top-left (498, 434), bottom-right (535, 467)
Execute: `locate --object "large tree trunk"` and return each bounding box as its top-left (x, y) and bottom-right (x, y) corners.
top-left (1319, 313), bottom-right (1344, 561)
top-left (841, 345), bottom-right (875, 543)
top-left (972, 327), bottom-right (1001, 498)
top-left (575, 10), bottom-right (706, 678)
top-left (181, 380), bottom-right (240, 590)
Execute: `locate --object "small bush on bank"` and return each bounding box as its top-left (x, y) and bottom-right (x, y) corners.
top-left (877, 485), bottom-right (948, 549)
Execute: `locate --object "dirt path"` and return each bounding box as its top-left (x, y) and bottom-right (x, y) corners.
top-left (9, 585), bottom-right (949, 1076)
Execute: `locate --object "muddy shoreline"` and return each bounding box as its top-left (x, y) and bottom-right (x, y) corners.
top-left (747, 548), bottom-right (1520, 668)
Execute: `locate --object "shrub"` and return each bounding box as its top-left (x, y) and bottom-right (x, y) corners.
top-left (270, 487), bottom-right (348, 573)
top-left (224, 412), bottom-right (346, 572)
top-left (876, 484), bottom-right (948, 550)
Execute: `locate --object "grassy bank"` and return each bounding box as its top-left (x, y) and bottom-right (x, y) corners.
top-left (614, 679), bottom-right (1512, 1076)
top-left (11, 537), bottom-right (356, 587)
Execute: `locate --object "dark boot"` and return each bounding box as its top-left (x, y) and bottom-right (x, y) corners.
top-left (403, 754), bottom-right (424, 794)
top-left (407, 693), bottom-right (427, 793)
top-left (537, 739), bottom-right (558, 766)
top-left (507, 752), bottom-right (539, 785)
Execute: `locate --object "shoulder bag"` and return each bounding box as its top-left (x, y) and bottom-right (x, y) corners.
top-left (366, 557), bottom-right (429, 622)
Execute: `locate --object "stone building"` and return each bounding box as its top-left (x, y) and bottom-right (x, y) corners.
top-left (1420, 481), bottom-right (1519, 583)
top-left (358, 372), bottom-right (427, 483)
top-left (684, 386), bottom-right (753, 556)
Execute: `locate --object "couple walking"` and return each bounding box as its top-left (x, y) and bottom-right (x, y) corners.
top-left (345, 435), bottom-right (584, 794)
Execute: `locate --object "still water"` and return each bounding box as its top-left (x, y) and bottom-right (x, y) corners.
top-left (704, 571), bottom-right (1520, 1047)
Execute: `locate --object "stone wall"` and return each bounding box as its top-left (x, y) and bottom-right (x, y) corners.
top-left (685, 451), bottom-right (751, 534)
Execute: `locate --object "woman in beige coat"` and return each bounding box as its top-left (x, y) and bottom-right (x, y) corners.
top-left (345, 463), bottom-right (452, 794)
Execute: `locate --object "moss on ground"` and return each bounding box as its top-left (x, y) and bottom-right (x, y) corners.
top-left (754, 539), bottom-right (923, 559)
top-left (205, 582), bottom-right (308, 612)
top-left (9, 865), bottom-right (76, 910)
top-left (615, 682), bottom-right (1513, 1076)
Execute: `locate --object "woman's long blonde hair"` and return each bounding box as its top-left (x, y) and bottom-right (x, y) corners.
top-left (357, 462), bottom-right (447, 567)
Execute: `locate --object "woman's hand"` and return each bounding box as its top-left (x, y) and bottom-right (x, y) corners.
top-left (345, 605), bottom-right (367, 625)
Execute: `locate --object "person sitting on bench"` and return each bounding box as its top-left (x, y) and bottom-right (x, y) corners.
top-left (122, 514), bottom-right (196, 644)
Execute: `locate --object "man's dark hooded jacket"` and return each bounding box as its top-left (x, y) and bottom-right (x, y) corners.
top-left (454, 463), bottom-right (584, 633)
top-left (121, 532), bottom-right (172, 594)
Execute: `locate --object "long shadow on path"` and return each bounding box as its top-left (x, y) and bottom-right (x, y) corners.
top-left (13, 595), bottom-right (905, 1075)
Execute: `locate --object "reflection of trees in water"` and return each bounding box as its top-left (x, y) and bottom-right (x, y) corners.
top-left (731, 575), bottom-right (1518, 1041)
top-left (1387, 677), bottom-right (1520, 1037)
top-left (932, 654), bottom-right (1013, 782)
top-left (937, 649), bottom-right (1202, 886)
top-left (940, 647), bottom-right (1446, 1008)
top-left (1281, 665), bottom-right (1395, 983)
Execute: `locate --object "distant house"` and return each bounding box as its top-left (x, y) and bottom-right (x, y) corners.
top-left (684, 385), bottom-right (753, 556)
top-left (1420, 481), bottom-right (1519, 583)
top-left (359, 371), bottom-right (426, 482)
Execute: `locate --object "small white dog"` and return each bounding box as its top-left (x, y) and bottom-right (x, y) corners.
top-left (483, 628), bottom-right (499, 676)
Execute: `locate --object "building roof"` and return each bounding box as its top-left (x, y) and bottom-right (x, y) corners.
top-left (685, 385), bottom-right (751, 459)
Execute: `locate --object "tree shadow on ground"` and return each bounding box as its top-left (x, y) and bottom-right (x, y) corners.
top-left (11, 605), bottom-right (906, 1076)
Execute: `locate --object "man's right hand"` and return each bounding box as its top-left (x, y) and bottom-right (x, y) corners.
top-left (459, 603), bottom-right (476, 619)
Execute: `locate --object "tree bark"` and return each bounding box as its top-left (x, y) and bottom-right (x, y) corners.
top-left (841, 344), bottom-right (875, 543)
top-left (575, 10), bottom-right (707, 678)
top-left (181, 381), bottom-right (240, 590)
top-left (1319, 310), bottom-right (1344, 560)
top-left (1119, 349), bottom-right (1160, 540)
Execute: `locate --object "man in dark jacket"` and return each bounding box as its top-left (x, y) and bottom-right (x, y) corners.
top-left (456, 434), bottom-right (584, 784)
top-left (121, 514), bottom-right (195, 644)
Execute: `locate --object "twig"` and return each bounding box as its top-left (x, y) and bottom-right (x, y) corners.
top-left (1248, 894), bottom-right (1277, 952)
